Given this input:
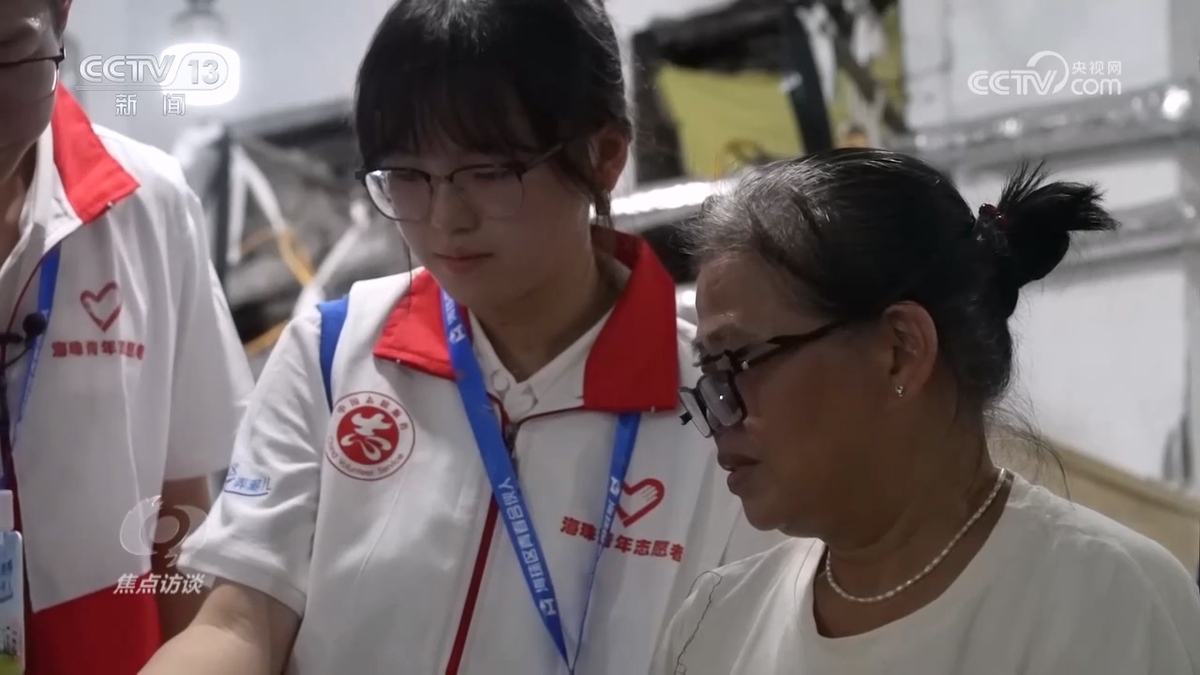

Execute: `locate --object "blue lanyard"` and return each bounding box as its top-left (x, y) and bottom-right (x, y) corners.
top-left (441, 290), bottom-right (639, 671)
top-left (2, 246), bottom-right (62, 491)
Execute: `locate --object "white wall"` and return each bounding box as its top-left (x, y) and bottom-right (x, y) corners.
top-left (901, 0), bottom-right (1185, 128)
top-left (1011, 257), bottom-right (1187, 477)
top-left (66, 0), bottom-right (400, 149)
top-left (65, 0), bottom-right (1199, 149)
top-left (910, 0), bottom-right (1200, 479)
top-left (64, 0), bottom-right (720, 153)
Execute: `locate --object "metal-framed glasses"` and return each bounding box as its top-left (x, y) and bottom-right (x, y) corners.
top-left (679, 322), bottom-right (842, 437)
top-left (356, 145), bottom-right (562, 222)
top-left (0, 48), bottom-right (65, 101)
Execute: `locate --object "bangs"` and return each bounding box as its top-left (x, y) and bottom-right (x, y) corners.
top-left (354, 2), bottom-right (595, 167)
top-left (357, 62), bottom-right (542, 166)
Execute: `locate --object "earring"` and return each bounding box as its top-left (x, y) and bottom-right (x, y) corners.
top-left (894, 384), bottom-right (905, 398)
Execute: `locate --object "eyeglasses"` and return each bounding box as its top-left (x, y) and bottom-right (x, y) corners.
top-left (356, 145), bottom-right (562, 222)
top-left (679, 322), bottom-right (842, 438)
top-left (0, 48), bottom-right (65, 101)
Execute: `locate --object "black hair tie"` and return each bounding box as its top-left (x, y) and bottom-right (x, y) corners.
top-left (978, 203), bottom-right (1009, 230)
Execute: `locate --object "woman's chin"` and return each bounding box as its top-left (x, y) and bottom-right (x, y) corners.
top-left (738, 492), bottom-right (788, 532)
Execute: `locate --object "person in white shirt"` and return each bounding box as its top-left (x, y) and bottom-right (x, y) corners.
top-left (142, 1), bottom-right (778, 673)
top-left (0, 1), bottom-right (253, 673)
top-left (657, 149), bottom-right (1200, 675)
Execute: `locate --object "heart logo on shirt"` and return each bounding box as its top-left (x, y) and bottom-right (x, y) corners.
top-left (80, 282), bottom-right (122, 332)
top-left (617, 479), bottom-right (665, 527)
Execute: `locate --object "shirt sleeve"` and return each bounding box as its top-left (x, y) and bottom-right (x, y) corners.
top-left (163, 183), bottom-right (254, 481)
top-left (1026, 546), bottom-right (1200, 674)
top-left (177, 308), bottom-right (327, 616)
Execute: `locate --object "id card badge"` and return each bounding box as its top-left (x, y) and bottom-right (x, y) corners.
top-left (0, 491), bottom-right (24, 673)
top-left (0, 529), bottom-right (23, 673)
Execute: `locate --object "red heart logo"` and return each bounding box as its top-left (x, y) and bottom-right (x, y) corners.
top-left (80, 282), bottom-right (122, 332)
top-left (617, 479), bottom-right (665, 527)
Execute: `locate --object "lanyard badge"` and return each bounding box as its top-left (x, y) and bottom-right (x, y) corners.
top-left (0, 246), bottom-right (61, 673)
top-left (0, 492), bottom-right (23, 672)
top-left (0, 525), bottom-right (25, 673)
top-left (442, 291), bottom-right (640, 672)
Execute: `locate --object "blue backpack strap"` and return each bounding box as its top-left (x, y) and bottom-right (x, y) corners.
top-left (317, 296), bottom-right (350, 408)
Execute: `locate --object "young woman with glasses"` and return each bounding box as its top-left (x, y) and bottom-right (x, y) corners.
top-left (658, 150), bottom-right (1200, 675)
top-left (143, 1), bottom-right (778, 673)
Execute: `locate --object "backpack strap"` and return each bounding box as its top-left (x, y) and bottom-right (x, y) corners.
top-left (317, 296), bottom-right (350, 408)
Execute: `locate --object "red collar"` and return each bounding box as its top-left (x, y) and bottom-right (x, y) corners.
top-left (373, 229), bottom-right (681, 413)
top-left (50, 87), bottom-right (140, 224)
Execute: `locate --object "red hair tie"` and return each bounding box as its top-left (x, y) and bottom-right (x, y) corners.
top-left (979, 203), bottom-right (1008, 230)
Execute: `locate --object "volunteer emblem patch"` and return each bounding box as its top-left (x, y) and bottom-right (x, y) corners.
top-left (326, 391), bottom-right (416, 481)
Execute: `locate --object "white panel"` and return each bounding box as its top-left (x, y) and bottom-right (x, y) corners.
top-left (904, 0), bottom-right (1170, 127)
top-left (74, 0), bottom-right (739, 150)
top-left (1008, 258), bottom-right (1186, 477)
top-left (953, 147), bottom-right (1188, 213)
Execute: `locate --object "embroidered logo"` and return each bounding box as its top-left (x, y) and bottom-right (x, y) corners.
top-left (80, 281), bottom-right (121, 331)
top-left (222, 463), bottom-right (271, 497)
top-left (326, 391), bottom-right (416, 481)
top-left (617, 478), bottom-right (665, 527)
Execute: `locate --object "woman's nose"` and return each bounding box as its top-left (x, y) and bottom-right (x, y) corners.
top-left (427, 180), bottom-right (478, 233)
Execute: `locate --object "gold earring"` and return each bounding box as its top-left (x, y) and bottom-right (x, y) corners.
top-left (895, 384), bottom-right (905, 398)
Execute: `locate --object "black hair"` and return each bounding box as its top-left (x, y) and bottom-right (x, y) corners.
top-left (354, 0), bottom-right (631, 218)
top-left (687, 148), bottom-right (1119, 409)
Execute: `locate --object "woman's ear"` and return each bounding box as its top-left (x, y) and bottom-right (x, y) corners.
top-left (590, 125), bottom-right (629, 192)
top-left (878, 302), bottom-right (939, 403)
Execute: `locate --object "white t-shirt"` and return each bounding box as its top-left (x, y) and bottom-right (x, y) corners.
top-left (654, 474), bottom-right (1200, 675)
top-left (181, 231), bottom-right (783, 675)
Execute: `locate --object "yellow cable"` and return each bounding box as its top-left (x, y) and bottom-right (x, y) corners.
top-left (238, 225), bottom-right (318, 357)
top-left (239, 228), bottom-right (275, 255)
top-left (276, 228), bottom-right (316, 286)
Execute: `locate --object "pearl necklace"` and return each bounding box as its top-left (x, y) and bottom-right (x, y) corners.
top-left (823, 468), bottom-right (1010, 604)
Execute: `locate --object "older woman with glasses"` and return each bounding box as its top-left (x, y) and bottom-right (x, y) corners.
top-left (144, 0), bottom-right (779, 673)
top-left (658, 149), bottom-right (1200, 675)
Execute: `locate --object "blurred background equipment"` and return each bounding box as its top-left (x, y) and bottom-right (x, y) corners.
top-left (174, 102), bottom-right (410, 375)
top-left (630, 0), bottom-right (905, 183)
top-left (170, 0), bottom-right (228, 45)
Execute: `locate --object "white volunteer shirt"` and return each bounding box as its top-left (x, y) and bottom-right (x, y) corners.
top-left (181, 230), bottom-right (782, 674)
top-left (1, 89), bottom-right (252, 674)
top-left (653, 474), bottom-right (1200, 675)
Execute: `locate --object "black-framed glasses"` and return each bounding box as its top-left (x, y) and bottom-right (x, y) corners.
top-left (0, 48), bottom-right (65, 101)
top-left (679, 322), bottom-right (842, 438)
top-left (355, 144), bottom-right (562, 222)
top-left (0, 47), bottom-right (65, 70)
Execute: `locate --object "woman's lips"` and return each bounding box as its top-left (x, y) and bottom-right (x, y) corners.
top-left (717, 451), bottom-right (761, 493)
